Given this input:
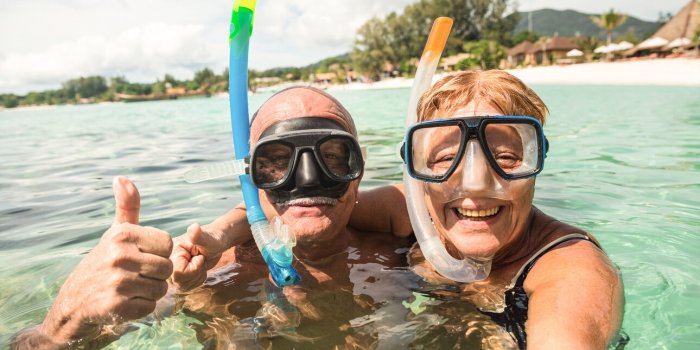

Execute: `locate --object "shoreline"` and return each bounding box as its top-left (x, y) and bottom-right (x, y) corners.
top-left (4, 58), bottom-right (699, 112)
top-left (324, 58), bottom-right (700, 91)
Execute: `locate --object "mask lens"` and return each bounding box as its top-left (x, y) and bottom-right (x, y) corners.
top-left (253, 142), bottom-right (294, 187)
top-left (318, 137), bottom-right (359, 178)
top-left (484, 123), bottom-right (540, 176)
top-left (411, 125), bottom-right (462, 178)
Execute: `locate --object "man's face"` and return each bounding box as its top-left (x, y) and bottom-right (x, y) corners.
top-left (260, 178), bottom-right (360, 247)
top-left (251, 88), bottom-right (361, 249)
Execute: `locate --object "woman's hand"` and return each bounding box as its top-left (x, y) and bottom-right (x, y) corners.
top-left (170, 224), bottom-right (227, 291)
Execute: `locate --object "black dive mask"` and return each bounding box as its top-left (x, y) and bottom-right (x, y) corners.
top-left (251, 118), bottom-right (364, 204)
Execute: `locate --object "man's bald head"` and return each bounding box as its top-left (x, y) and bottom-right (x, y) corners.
top-left (251, 87), bottom-right (357, 144)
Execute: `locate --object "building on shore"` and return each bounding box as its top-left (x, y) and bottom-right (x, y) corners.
top-left (627, 0), bottom-right (700, 56)
top-left (441, 53), bottom-right (473, 71)
top-left (506, 37), bottom-right (582, 68)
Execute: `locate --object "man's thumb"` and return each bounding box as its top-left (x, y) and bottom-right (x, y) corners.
top-left (113, 176), bottom-right (140, 225)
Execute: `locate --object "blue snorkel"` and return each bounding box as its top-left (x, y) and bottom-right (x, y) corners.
top-left (229, 0), bottom-right (300, 287)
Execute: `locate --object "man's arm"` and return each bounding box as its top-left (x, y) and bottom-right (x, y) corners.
top-left (11, 177), bottom-right (173, 349)
top-left (524, 240), bottom-right (624, 349)
top-left (349, 184), bottom-right (413, 237)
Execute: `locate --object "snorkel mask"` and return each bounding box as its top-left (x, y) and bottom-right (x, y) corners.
top-left (251, 117), bottom-right (364, 204)
top-left (404, 115), bottom-right (547, 204)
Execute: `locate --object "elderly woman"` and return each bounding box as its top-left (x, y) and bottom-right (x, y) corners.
top-left (350, 70), bottom-right (625, 349)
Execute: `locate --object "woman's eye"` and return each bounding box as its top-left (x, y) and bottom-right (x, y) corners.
top-left (495, 153), bottom-right (521, 169)
top-left (429, 154), bottom-right (455, 169)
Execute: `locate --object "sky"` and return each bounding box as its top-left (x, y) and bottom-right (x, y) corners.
top-left (0, 0), bottom-right (691, 94)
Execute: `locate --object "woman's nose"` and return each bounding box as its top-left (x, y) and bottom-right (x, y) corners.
top-left (454, 140), bottom-right (498, 193)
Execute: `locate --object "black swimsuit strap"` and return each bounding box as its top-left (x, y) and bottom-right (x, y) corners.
top-left (513, 234), bottom-right (601, 288)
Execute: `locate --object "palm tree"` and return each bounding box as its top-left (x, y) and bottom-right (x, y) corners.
top-left (591, 9), bottom-right (628, 45)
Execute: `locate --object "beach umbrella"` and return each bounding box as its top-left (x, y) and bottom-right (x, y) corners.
top-left (616, 41), bottom-right (634, 51)
top-left (606, 43), bottom-right (621, 52)
top-left (566, 49), bottom-right (584, 57)
top-left (594, 45), bottom-right (611, 54)
top-left (665, 37), bottom-right (691, 49)
top-left (637, 37), bottom-right (669, 50)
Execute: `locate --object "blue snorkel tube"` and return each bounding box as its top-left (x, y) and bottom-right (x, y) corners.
top-left (229, 0), bottom-right (300, 287)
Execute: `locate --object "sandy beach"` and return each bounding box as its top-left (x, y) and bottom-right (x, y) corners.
top-left (321, 58), bottom-right (700, 92)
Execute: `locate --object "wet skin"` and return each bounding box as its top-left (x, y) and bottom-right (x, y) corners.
top-left (353, 98), bottom-right (624, 348)
top-left (424, 103), bottom-right (537, 261)
top-left (179, 230), bottom-right (419, 348)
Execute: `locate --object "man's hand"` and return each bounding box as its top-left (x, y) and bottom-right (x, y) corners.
top-left (170, 223), bottom-right (227, 291)
top-left (36, 177), bottom-right (173, 346)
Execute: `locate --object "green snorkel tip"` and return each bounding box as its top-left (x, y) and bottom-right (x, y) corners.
top-left (230, 0), bottom-right (256, 44)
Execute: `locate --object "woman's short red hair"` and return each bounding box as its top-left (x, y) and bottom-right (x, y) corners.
top-left (417, 70), bottom-right (549, 125)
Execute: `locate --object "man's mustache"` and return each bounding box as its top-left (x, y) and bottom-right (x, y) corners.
top-left (278, 196), bottom-right (339, 207)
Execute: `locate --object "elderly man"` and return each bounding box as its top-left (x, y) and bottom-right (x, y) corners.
top-left (170, 87), bottom-right (412, 288)
top-left (168, 87), bottom-right (416, 347)
top-left (13, 87), bottom-right (415, 349)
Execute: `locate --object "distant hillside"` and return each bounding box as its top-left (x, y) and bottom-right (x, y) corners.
top-left (515, 9), bottom-right (662, 39)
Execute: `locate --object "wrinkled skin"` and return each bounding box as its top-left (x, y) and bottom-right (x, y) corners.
top-left (12, 177), bottom-right (173, 349)
top-left (423, 102), bottom-right (536, 260)
top-left (170, 87), bottom-right (362, 287)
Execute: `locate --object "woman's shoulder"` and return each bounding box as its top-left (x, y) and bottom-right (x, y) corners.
top-left (530, 208), bottom-right (601, 248)
top-left (524, 208), bottom-right (617, 287)
top-left (523, 210), bottom-right (624, 346)
top-left (525, 208), bottom-right (619, 291)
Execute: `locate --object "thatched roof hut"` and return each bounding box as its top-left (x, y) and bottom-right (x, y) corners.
top-left (628, 0), bottom-right (700, 55)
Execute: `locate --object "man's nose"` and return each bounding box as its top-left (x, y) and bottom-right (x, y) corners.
top-left (295, 151), bottom-right (322, 188)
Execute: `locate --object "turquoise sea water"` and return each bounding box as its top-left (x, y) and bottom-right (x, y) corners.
top-left (0, 86), bottom-right (699, 349)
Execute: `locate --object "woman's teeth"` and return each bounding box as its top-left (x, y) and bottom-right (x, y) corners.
top-left (455, 207), bottom-right (500, 220)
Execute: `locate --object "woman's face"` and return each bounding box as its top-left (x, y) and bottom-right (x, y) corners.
top-left (424, 102), bottom-right (536, 258)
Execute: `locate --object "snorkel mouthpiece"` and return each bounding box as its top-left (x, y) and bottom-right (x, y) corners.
top-left (404, 17), bottom-right (492, 283)
top-left (229, 0), bottom-right (300, 287)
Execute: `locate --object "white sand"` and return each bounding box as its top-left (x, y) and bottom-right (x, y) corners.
top-left (506, 58), bottom-right (700, 86)
top-left (325, 58), bottom-right (700, 91)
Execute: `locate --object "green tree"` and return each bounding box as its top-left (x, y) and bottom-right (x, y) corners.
top-left (458, 40), bottom-right (506, 70)
top-left (110, 76), bottom-right (129, 93)
top-left (62, 76), bottom-right (107, 99)
top-left (616, 27), bottom-right (641, 44)
top-left (577, 36), bottom-right (602, 56)
top-left (591, 9), bottom-right (628, 45)
top-left (2, 94), bottom-right (19, 108)
top-left (164, 74), bottom-right (178, 86)
top-left (351, 0), bottom-right (517, 78)
top-left (510, 31), bottom-right (539, 46)
top-left (351, 17), bottom-right (393, 79)
top-left (194, 68), bottom-right (215, 88)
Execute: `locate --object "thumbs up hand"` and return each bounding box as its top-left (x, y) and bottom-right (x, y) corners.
top-left (38, 177), bottom-right (174, 345)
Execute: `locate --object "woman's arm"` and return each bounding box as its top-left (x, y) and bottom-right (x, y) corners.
top-left (170, 203), bottom-right (254, 290)
top-left (349, 184), bottom-right (413, 237)
top-left (203, 203), bottom-right (253, 249)
top-left (524, 239), bottom-right (624, 349)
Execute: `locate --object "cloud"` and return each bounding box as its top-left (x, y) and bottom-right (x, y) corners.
top-left (255, 0), bottom-right (413, 49)
top-left (0, 23), bottom-right (226, 93)
top-left (0, 0), bottom-right (415, 94)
